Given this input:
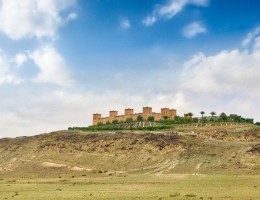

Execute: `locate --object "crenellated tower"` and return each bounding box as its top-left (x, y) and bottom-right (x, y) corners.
top-left (93, 113), bottom-right (101, 125)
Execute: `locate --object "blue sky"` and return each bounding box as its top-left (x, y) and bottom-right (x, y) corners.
top-left (0, 0), bottom-right (260, 137)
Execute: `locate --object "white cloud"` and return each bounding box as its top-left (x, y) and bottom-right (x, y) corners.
top-left (0, 86), bottom-right (192, 137)
top-left (158, 0), bottom-right (187, 19)
top-left (0, 50), bottom-right (22, 84)
top-left (120, 18), bottom-right (131, 30)
top-left (15, 53), bottom-right (28, 66)
top-left (254, 36), bottom-right (260, 50)
top-left (183, 21), bottom-right (206, 38)
top-left (67, 12), bottom-right (78, 21)
top-left (0, 0), bottom-right (77, 40)
top-left (174, 29), bottom-right (260, 120)
top-left (181, 49), bottom-right (260, 94)
top-left (242, 26), bottom-right (260, 47)
top-left (142, 0), bottom-right (209, 26)
top-left (29, 45), bottom-right (73, 87)
top-left (142, 16), bottom-right (157, 26)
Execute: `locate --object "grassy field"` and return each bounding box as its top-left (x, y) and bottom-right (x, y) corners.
top-left (0, 174), bottom-right (259, 200)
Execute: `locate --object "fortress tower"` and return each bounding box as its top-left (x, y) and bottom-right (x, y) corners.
top-left (125, 108), bottom-right (134, 117)
top-left (142, 106), bottom-right (152, 120)
top-left (143, 106), bottom-right (152, 114)
top-left (169, 109), bottom-right (177, 118)
top-left (161, 108), bottom-right (170, 116)
top-left (109, 110), bottom-right (118, 122)
top-left (93, 113), bottom-right (101, 125)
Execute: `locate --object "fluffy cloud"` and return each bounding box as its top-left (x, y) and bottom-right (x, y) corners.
top-left (142, 0), bottom-right (209, 26)
top-left (181, 49), bottom-right (260, 94)
top-left (242, 27), bottom-right (260, 47)
top-left (0, 86), bottom-right (191, 137)
top-left (1, 43), bottom-right (260, 137)
top-left (29, 45), bottom-right (73, 87)
top-left (67, 12), bottom-right (78, 21)
top-left (254, 36), bottom-right (260, 50)
top-left (0, 50), bottom-right (21, 84)
top-left (120, 18), bottom-right (131, 30)
top-left (178, 37), bottom-right (260, 120)
top-left (15, 53), bottom-right (28, 66)
top-left (183, 21), bottom-right (206, 38)
top-left (0, 0), bottom-right (76, 40)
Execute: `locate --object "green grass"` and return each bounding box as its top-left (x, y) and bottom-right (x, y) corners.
top-left (0, 175), bottom-right (259, 199)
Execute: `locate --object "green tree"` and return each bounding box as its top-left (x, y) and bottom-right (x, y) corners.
top-left (112, 120), bottom-right (118, 124)
top-left (210, 111), bottom-right (216, 118)
top-left (245, 118), bottom-right (254, 124)
top-left (147, 116), bottom-right (154, 122)
top-left (125, 118), bottom-right (133, 123)
top-left (219, 112), bottom-right (228, 122)
top-left (192, 117), bottom-right (199, 123)
top-left (105, 121), bottom-right (111, 125)
top-left (163, 115), bottom-right (168, 120)
top-left (202, 118), bottom-right (208, 123)
top-left (137, 115), bottom-right (143, 122)
top-left (200, 111), bottom-right (205, 119)
top-left (97, 122), bottom-right (104, 126)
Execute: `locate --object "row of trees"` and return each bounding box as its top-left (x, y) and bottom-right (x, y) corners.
top-left (97, 115), bottom-right (155, 126)
top-left (184, 111), bottom-right (216, 119)
top-left (69, 124), bottom-right (174, 131)
top-left (183, 111), bottom-right (254, 124)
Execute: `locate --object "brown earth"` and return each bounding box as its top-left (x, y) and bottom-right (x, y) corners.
top-left (0, 125), bottom-right (259, 179)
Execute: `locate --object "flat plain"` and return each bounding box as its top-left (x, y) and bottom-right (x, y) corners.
top-left (0, 174), bottom-right (259, 200)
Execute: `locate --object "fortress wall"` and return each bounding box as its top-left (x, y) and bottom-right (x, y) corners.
top-left (153, 113), bottom-right (162, 121)
top-left (92, 107), bottom-right (177, 125)
top-left (115, 115), bottom-right (124, 122)
top-left (99, 117), bottom-right (109, 124)
top-left (131, 114), bottom-right (139, 121)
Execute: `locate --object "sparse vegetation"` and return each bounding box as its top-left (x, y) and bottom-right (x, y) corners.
top-left (0, 175), bottom-right (259, 200)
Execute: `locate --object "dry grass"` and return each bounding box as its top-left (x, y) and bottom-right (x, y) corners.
top-left (0, 175), bottom-right (259, 200)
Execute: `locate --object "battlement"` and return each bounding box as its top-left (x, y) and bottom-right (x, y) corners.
top-left (92, 106), bottom-right (177, 125)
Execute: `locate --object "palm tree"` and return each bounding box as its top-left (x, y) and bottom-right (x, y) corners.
top-left (200, 111), bottom-right (205, 119)
top-left (210, 111), bottom-right (216, 118)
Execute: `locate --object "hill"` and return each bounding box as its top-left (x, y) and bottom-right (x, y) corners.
top-left (0, 125), bottom-right (259, 179)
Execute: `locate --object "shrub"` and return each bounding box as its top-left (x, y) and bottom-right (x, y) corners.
top-left (112, 120), bottom-right (118, 124)
top-left (97, 122), bottom-right (104, 126)
top-left (147, 116), bottom-right (154, 122)
top-left (137, 115), bottom-right (143, 122)
top-left (125, 118), bottom-right (133, 123)
top-left (163, 115), bottom-right (168, 120)
top-left (219, 112), bottom-right (228, 122)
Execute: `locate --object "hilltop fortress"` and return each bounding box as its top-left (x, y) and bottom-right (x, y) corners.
top-left (93, 107), bottom-right (177, 125)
